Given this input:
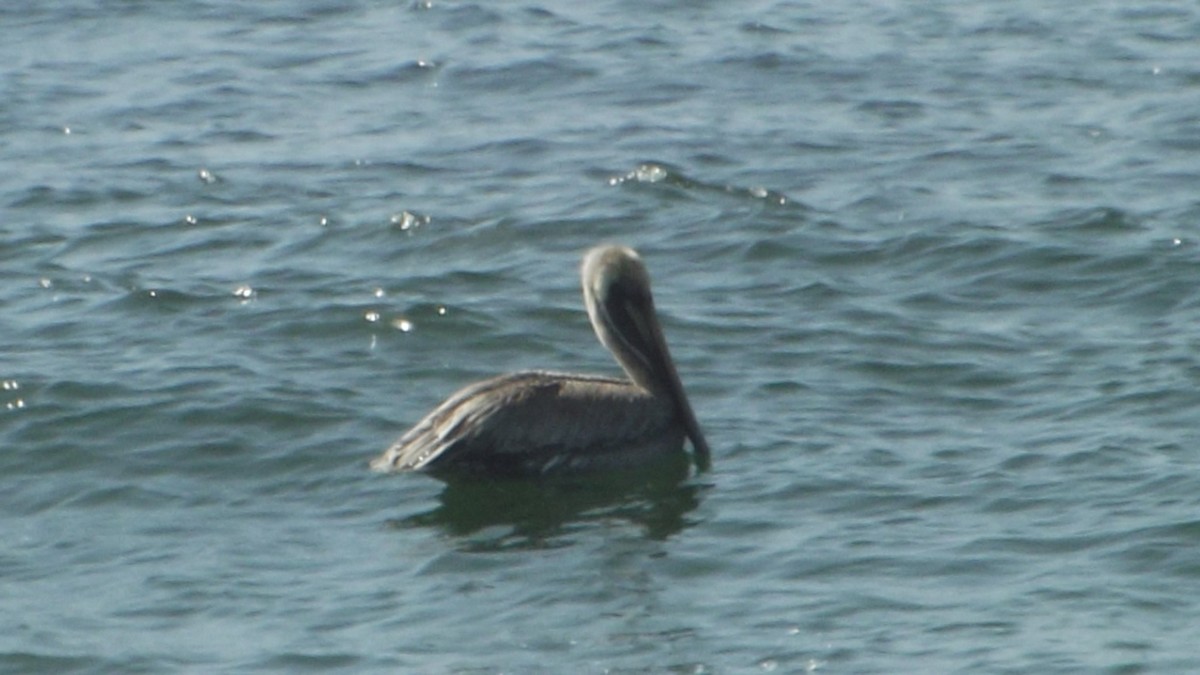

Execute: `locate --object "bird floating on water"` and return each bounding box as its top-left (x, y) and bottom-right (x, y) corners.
top-left (370, 244), bottom-right (710, 477)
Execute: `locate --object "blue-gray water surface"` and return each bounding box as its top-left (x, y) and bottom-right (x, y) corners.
top-left (4, 1), bottom-right (1200, 672)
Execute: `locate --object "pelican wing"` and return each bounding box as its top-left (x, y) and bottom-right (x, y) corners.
top-left (371, 371), bottom-right (681, 475)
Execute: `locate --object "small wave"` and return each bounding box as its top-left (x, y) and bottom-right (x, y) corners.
top-left (608, 161), bottom-right (793, 207)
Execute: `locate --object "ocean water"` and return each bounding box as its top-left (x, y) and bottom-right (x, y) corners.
top-left (4, 0), bottom-right (1200, 672)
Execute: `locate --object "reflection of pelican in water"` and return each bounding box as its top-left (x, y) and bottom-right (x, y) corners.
top-left (371, 244), bottom-right (710, 477)
top-left (395, 472), bottom-right (704, 545)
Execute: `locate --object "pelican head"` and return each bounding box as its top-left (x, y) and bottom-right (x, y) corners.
top-left (581, 245), bottom-right (711, 469)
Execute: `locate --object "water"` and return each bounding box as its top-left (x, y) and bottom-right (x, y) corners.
top-left (4, 1), bottom-right (1200, 672)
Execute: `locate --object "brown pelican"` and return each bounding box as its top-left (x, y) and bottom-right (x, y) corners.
top-left (370, 244), bottom-right (710, 477)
